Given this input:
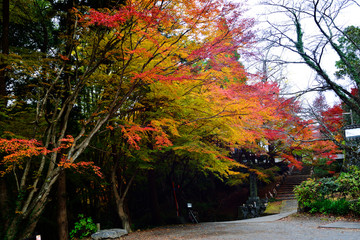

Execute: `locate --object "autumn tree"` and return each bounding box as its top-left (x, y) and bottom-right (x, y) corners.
top-left (0, 0), bottom-right (259, 238)
top-left (1, 1), bottom-right (121, 239)
top-left (90, 4), bottom-right (259, 230)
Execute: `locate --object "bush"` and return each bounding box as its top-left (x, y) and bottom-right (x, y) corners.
top-left (331, 199), bottom-right (350, 215)
top-left (69, 214), bottom-right (98, 240)
top-left (308, 199), bottom-right (350, 215)
top-left (313, 158), bottom-right (341, 178)
top-left (295, 166), bottom-right (360, 216)
top-left (308, 199), bottom-right (332, 214)
top-left (350, 199), bottom-right (360, 216)
top-left (317, 177), bottom-right (339, 197)
top-left (336, 167), bottom-right (360, 199)
top-left (294, 178), bottom-right (321, 210)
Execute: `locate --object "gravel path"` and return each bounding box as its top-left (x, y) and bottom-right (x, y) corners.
top-left (119, 215), bottom-right (360, 240)
top-left (117, 201), bottom-right (360, 240)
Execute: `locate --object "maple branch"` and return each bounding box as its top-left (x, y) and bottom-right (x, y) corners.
top-left (13, 166), bottom-right (20, 192)
top-left (306, 104), bottom-right (345, 149)
top-left (181, 107), bottom-right (250, 126)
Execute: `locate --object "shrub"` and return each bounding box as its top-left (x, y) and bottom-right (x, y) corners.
top-left (294, 177), bottom-right (340, 204)
top-left (295, 167), bottom-right (360, 216)
top-left (69, 214), bottom-right (98, 240)
top-left (316, 177), bottom-right (339, 197)
top-left (330, 199), bottom-right (350, 215)
top-left (336, 167), bottom-right (360, 199)
top-left (294, 178), bottom-right (320, 211)
top-left (308, 199), bottom-right (350, 215)
top-left (313, 158), bottom-right (341, 178)
top-left (350, 199), bottom-right (360, 216)
top-left (308, 199), bottom-right (332, 214)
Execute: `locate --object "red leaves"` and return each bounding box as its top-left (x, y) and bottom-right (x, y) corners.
top-left (84, 8), bottom-right (127, 28)
top-left (120, 123), bottom-right (173, 150)
top-left (0, 138), bottom-right (45, 176)
top-left (321, 104), bottom-right (344, 133)
top-left (59, 54), bottom-right (69, 61)
top-left (58, 158), bottom-right (103, 178)
top-left (83, 3), bottom-right (175, 29)
top-left (281, 153), bottom-right (303, 170)
top-left (154, 132), bottom-right (173, 148)
top-left (0, 137), bottom-right (102, 178)
top-left (326, 160), bottom-right (335, 166)
top-left (121, 125), bottom-right (146, 150)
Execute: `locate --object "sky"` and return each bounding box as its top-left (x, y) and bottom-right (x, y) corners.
top-left (236, 0), bottom-right (360, 107)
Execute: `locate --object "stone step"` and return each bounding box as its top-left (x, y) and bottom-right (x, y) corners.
top-left (277, 193), bottom-right (296, 196)
top-left (275, 171), bottom-right (311, 200)
top-left (277, 196), bottom-right (296, 200)
top-left (277, 191), bottom-right (295, 194)
top-left (277, 194), bottom-right (295, 197)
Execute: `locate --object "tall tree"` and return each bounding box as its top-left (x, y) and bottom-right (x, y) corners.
top-left (0, 0), bottom-right (256, 238)
top-left (0, 0), bottom-right (10, 234)
top-left (263, 0), bottom-right (360, 115)
top-left (0, 0), bottom-right (9, 100)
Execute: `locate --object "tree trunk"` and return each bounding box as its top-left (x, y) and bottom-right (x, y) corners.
top-left (111, 166), bottom-right (134, 233)
top-left (5, 168), bottom-right (61, 240)
top-left (0, 4), bottom-right (10, 233)
top-left (148, 170), bottom-right (162, 225)
top-left (116, 197), bottom-right (131, 233)
top-left (57, 170), bottom-right (68, 240)
top-left (0, 0), bottom-right (9, 102)
top-left (0, 177), bottom-right (9, 237)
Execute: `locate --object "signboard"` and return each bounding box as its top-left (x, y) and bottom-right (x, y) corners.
top-left (344, 125), bottom-right (360, 143)
top-left (345, 128), bottom-right (360, 139)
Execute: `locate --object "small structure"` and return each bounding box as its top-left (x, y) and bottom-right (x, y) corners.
top-left (238, 172), bottom-right (268, 219)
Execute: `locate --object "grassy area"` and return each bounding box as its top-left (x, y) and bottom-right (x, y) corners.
top-left (264, 201), bottom-right (283, 214)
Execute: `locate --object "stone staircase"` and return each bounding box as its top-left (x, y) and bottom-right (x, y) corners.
top-left (275, 167), bottom-right (311, 200)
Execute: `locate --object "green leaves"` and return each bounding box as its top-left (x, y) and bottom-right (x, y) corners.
top-left (335, 26), bottom-right (360, 82)
top-left (295, 167), bottom-right (360, 215)
top-left (69, 214), bottom-right (97, 240)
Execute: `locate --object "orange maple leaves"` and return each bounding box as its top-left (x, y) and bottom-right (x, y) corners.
top-left (120, 123), bottom-right (173, 150)
top-left (0, 136), bottom-right (103, 178)
top-left (0, 138), bottom-right (45, 175)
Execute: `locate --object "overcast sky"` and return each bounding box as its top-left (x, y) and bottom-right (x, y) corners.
top-left (237, 0), bottom-right (360, 107)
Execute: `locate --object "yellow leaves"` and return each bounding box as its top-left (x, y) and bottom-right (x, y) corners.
top-left (151, 118), bottom-right (180, 137)
top-left (227, 172), bottom-right (250, 186)
top-left (76, 1), bottom-right (282, 181)
top-left (249, 169), bottom-right (269, 183)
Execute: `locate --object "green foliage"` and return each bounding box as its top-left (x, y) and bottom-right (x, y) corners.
top-left (317, 177), bottom-right (340, 197)
top-left (308, 199), bottom-right (350, 215)
top-left (335, 26), bottom-right (360, 81)
top-left (349, 199), bottom-right (360, 216)
top-left (295, 167), bottom-right (360, 216)
top-left (336, 166), bottom-right (360, 198)
top-left (294, 178), bottom-right (320, 209)
top-left (69, 214), bottom-right (97, 240)
top-left (312, 158), bottom-right (341, 178)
